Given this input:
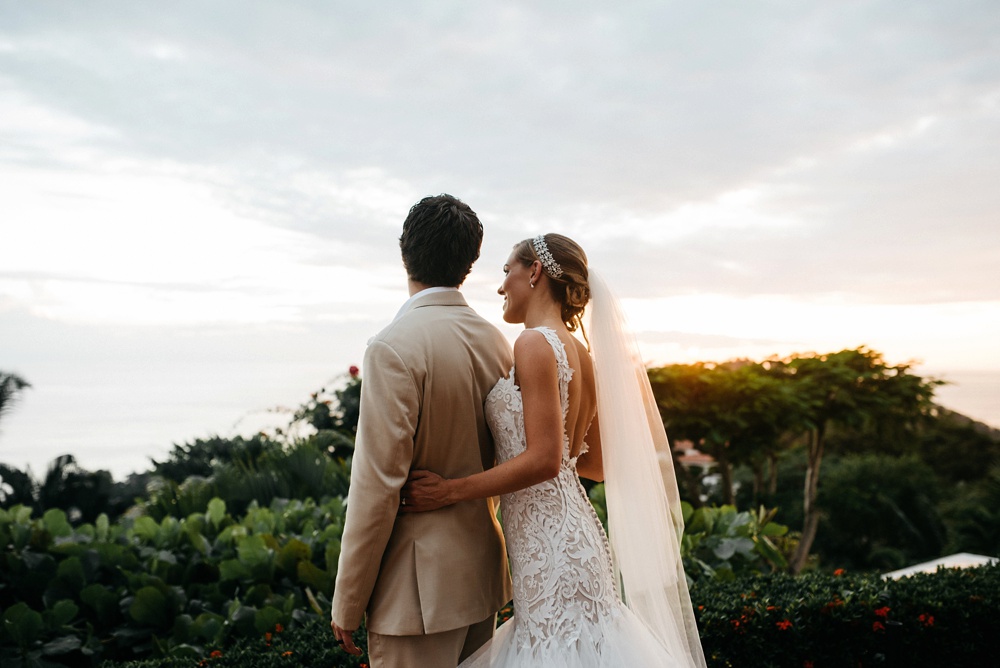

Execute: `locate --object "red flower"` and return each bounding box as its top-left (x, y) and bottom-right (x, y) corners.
top-left (873, 621), bottom-right (885, 632)
top-left (875, 606), bottom-right (891, 618)
top-left (766, 606), bottom-right (779, 612)
top-left (265, 632), bottom-right (272, 642)
top-left (349, 365), bottom-right (360, 378)
top-left (833, 568), bottom-right (846, 576)
top-left (275, 623), bottom-right (284, 633)
top-left (919, 614), bottom-right (935, 627)
top-left (776, 619), bottom-right (793, 630)
top-left (804, 662), bottom-right (815, 668)
top-left (210, 650), bottom-right (223, 658)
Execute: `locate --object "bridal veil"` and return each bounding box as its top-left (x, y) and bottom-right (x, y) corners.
top-left (586, 269), bottom-right (707, 668)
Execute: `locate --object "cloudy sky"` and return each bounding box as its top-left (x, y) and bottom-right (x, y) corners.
top-left (2, 1), bottom-right (999, 478)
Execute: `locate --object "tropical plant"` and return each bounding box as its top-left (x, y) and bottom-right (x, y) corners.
top-left (0, 495), bottom-right (349, 665)
top-left (680, 503), bottom-right (791, 581)
top-left (0, 371), bottom-right (31, 427)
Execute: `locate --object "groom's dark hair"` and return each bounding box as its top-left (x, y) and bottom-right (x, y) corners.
top-left (399, 194), bottom-right (483, 287)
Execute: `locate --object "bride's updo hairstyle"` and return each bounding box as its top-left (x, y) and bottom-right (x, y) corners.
top-left (513, 233), bottom-right (590, 332)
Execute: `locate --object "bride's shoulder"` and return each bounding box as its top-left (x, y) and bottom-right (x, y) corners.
top-left (513, 329), bottom-right (560, 366)
top-left (513, 328), bottom-right (552, 353)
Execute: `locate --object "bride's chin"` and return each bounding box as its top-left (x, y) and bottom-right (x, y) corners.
top-left (501, 308), bottom-right (520, 324)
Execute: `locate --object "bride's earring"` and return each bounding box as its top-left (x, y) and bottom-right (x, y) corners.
top-left (530, 281), bottom-right (535, 289)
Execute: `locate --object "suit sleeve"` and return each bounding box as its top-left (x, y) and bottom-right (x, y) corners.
top-left (331, 340), bottom-right (419, 629)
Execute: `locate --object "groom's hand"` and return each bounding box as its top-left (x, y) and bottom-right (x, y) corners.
top-left (330, 619), bottom-right (362, 656)
top-left (400, 470), bottom-right (451, 513)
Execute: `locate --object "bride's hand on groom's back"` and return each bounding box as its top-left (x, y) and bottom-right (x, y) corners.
top-left (400, 470), bottom-right (454, 513)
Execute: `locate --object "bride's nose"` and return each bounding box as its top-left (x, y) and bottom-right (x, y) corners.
top-left (497, 285), bottom-right (504, 296)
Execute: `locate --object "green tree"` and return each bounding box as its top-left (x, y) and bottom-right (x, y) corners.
top-left (815, 453), bottom-right (946, 570)
top-left (941, 464), bottom-right (1000, 556)
top-left (785, 348), bottom-right (939, 573)
top-left (649, 361), bottom-right (807, 507)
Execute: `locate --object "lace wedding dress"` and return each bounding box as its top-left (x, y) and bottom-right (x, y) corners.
top-left (459, 327), bottom-right (687, 666)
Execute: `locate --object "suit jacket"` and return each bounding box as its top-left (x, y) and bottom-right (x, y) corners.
top-left (331, 290), bottom-right (514, 636)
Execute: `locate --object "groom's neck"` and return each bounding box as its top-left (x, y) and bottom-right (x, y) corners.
top-left (408, 279), bottom-right (434, 296)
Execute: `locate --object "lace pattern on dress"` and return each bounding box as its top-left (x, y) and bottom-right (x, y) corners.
top-left (485, 327), bottom-right (619, 651)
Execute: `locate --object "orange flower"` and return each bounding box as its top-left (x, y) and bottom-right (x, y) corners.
top-left (833, 568), bottom-right (846, 576)
top-left (766, 606), bottom-right (779, 612)
top-left (275, 623), bottom-right (284, 633)
top-left (875, 606), bottom-right (891, 618)
top-left (282, 651), bottom-right (293, 657)
top-left (873, 621), bottom-right (885, 632)
top-left (776, 619), bottom-right (793, 630)
top-left (265, 632), bottom-right (272, 642)
top-left (210, 650), bottom-right (223, 658)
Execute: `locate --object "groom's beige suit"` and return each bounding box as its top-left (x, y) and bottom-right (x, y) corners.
top-left (332, 289), bottom-right (513, 666)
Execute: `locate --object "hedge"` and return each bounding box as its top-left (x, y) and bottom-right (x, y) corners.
top-left (98, 565), bottom-right (999, 668)
top-left (690, 565), bottom-right (999, 667)
top-left (4, 500), bottom-right (996, 667)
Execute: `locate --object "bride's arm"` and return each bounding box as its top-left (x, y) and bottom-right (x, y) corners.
top-left (401, 331), bottom-right (563, 512)
top-left (575, 412), bottom-right (604, 482)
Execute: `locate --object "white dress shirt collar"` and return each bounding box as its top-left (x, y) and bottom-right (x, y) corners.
top-left (392, 286), bottom-right (459, 323)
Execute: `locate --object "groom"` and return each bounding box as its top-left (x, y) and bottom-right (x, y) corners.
top-left (331, 194), bottom-right (513, 667)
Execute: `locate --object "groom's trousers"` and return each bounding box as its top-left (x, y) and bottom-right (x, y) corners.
top-left (366, 612), bottom-right (495, 668)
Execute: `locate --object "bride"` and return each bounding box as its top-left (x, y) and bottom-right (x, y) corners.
top-left (400, 234), bottom-right (707, 667)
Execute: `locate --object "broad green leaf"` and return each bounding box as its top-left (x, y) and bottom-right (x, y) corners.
top-left (81, 584), bottom-right (119, 620)
top-left (95, 513), bottom-right (109, 541)
top-left (57, 557), bottom-right (87, 592)
top-left (186, 525), bottom-right (210, 556)
top-left (2, 602), bottom-right (44, 648)
top-left (761, 522), bottom-right (788, 537)
top-left (297, 561), bottom-right (332, 596)
top-left (207, 498), bottom-right (226, 528)
top-left (236, 534), bottom-right (272, 569)
top-left (129, 586), bottom-right (168, 627)
top-left (253, 606), bottom-right (283, 634)
top-left (218, 559), bottom-right (250, 582)
top-left (192, 613), bottom-right (225, 643)
top-left (43, 508), bottom-right (72, 538)
top-left (133, 516), bottom-right (159, 543)
top-left (276, 538), bottom-right (311, 573)
top-left (44, 599), bottom-right (79, 629)
top-left (754, 536), bottom-right (788, 569)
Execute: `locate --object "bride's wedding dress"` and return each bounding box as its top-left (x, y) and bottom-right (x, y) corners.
top-left (459, 326), bottom-right (690, 666)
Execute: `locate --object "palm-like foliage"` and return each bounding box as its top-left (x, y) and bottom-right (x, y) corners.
top-left (0, 372), bottom-right (30, 426)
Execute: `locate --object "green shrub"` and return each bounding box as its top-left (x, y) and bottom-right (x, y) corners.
top-left (690, 564), bottom-right (1000, 667)
top-left (104, 617), bottom-right (369, 668)
top-left (0, 496), bottom-right (347, 666)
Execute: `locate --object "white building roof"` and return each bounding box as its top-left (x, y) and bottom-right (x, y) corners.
top-left (882, 552), bottom-right (998, 580)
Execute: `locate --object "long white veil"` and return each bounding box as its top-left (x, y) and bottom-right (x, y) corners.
top-left (585, 269), bottom-right (707, 668)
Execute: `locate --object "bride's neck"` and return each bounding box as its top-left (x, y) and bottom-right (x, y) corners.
top-left (523, 300), bottom-right (564, 331)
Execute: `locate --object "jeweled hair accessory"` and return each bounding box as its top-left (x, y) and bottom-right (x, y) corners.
top-left (532, 234), bottom-right (564, 278)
